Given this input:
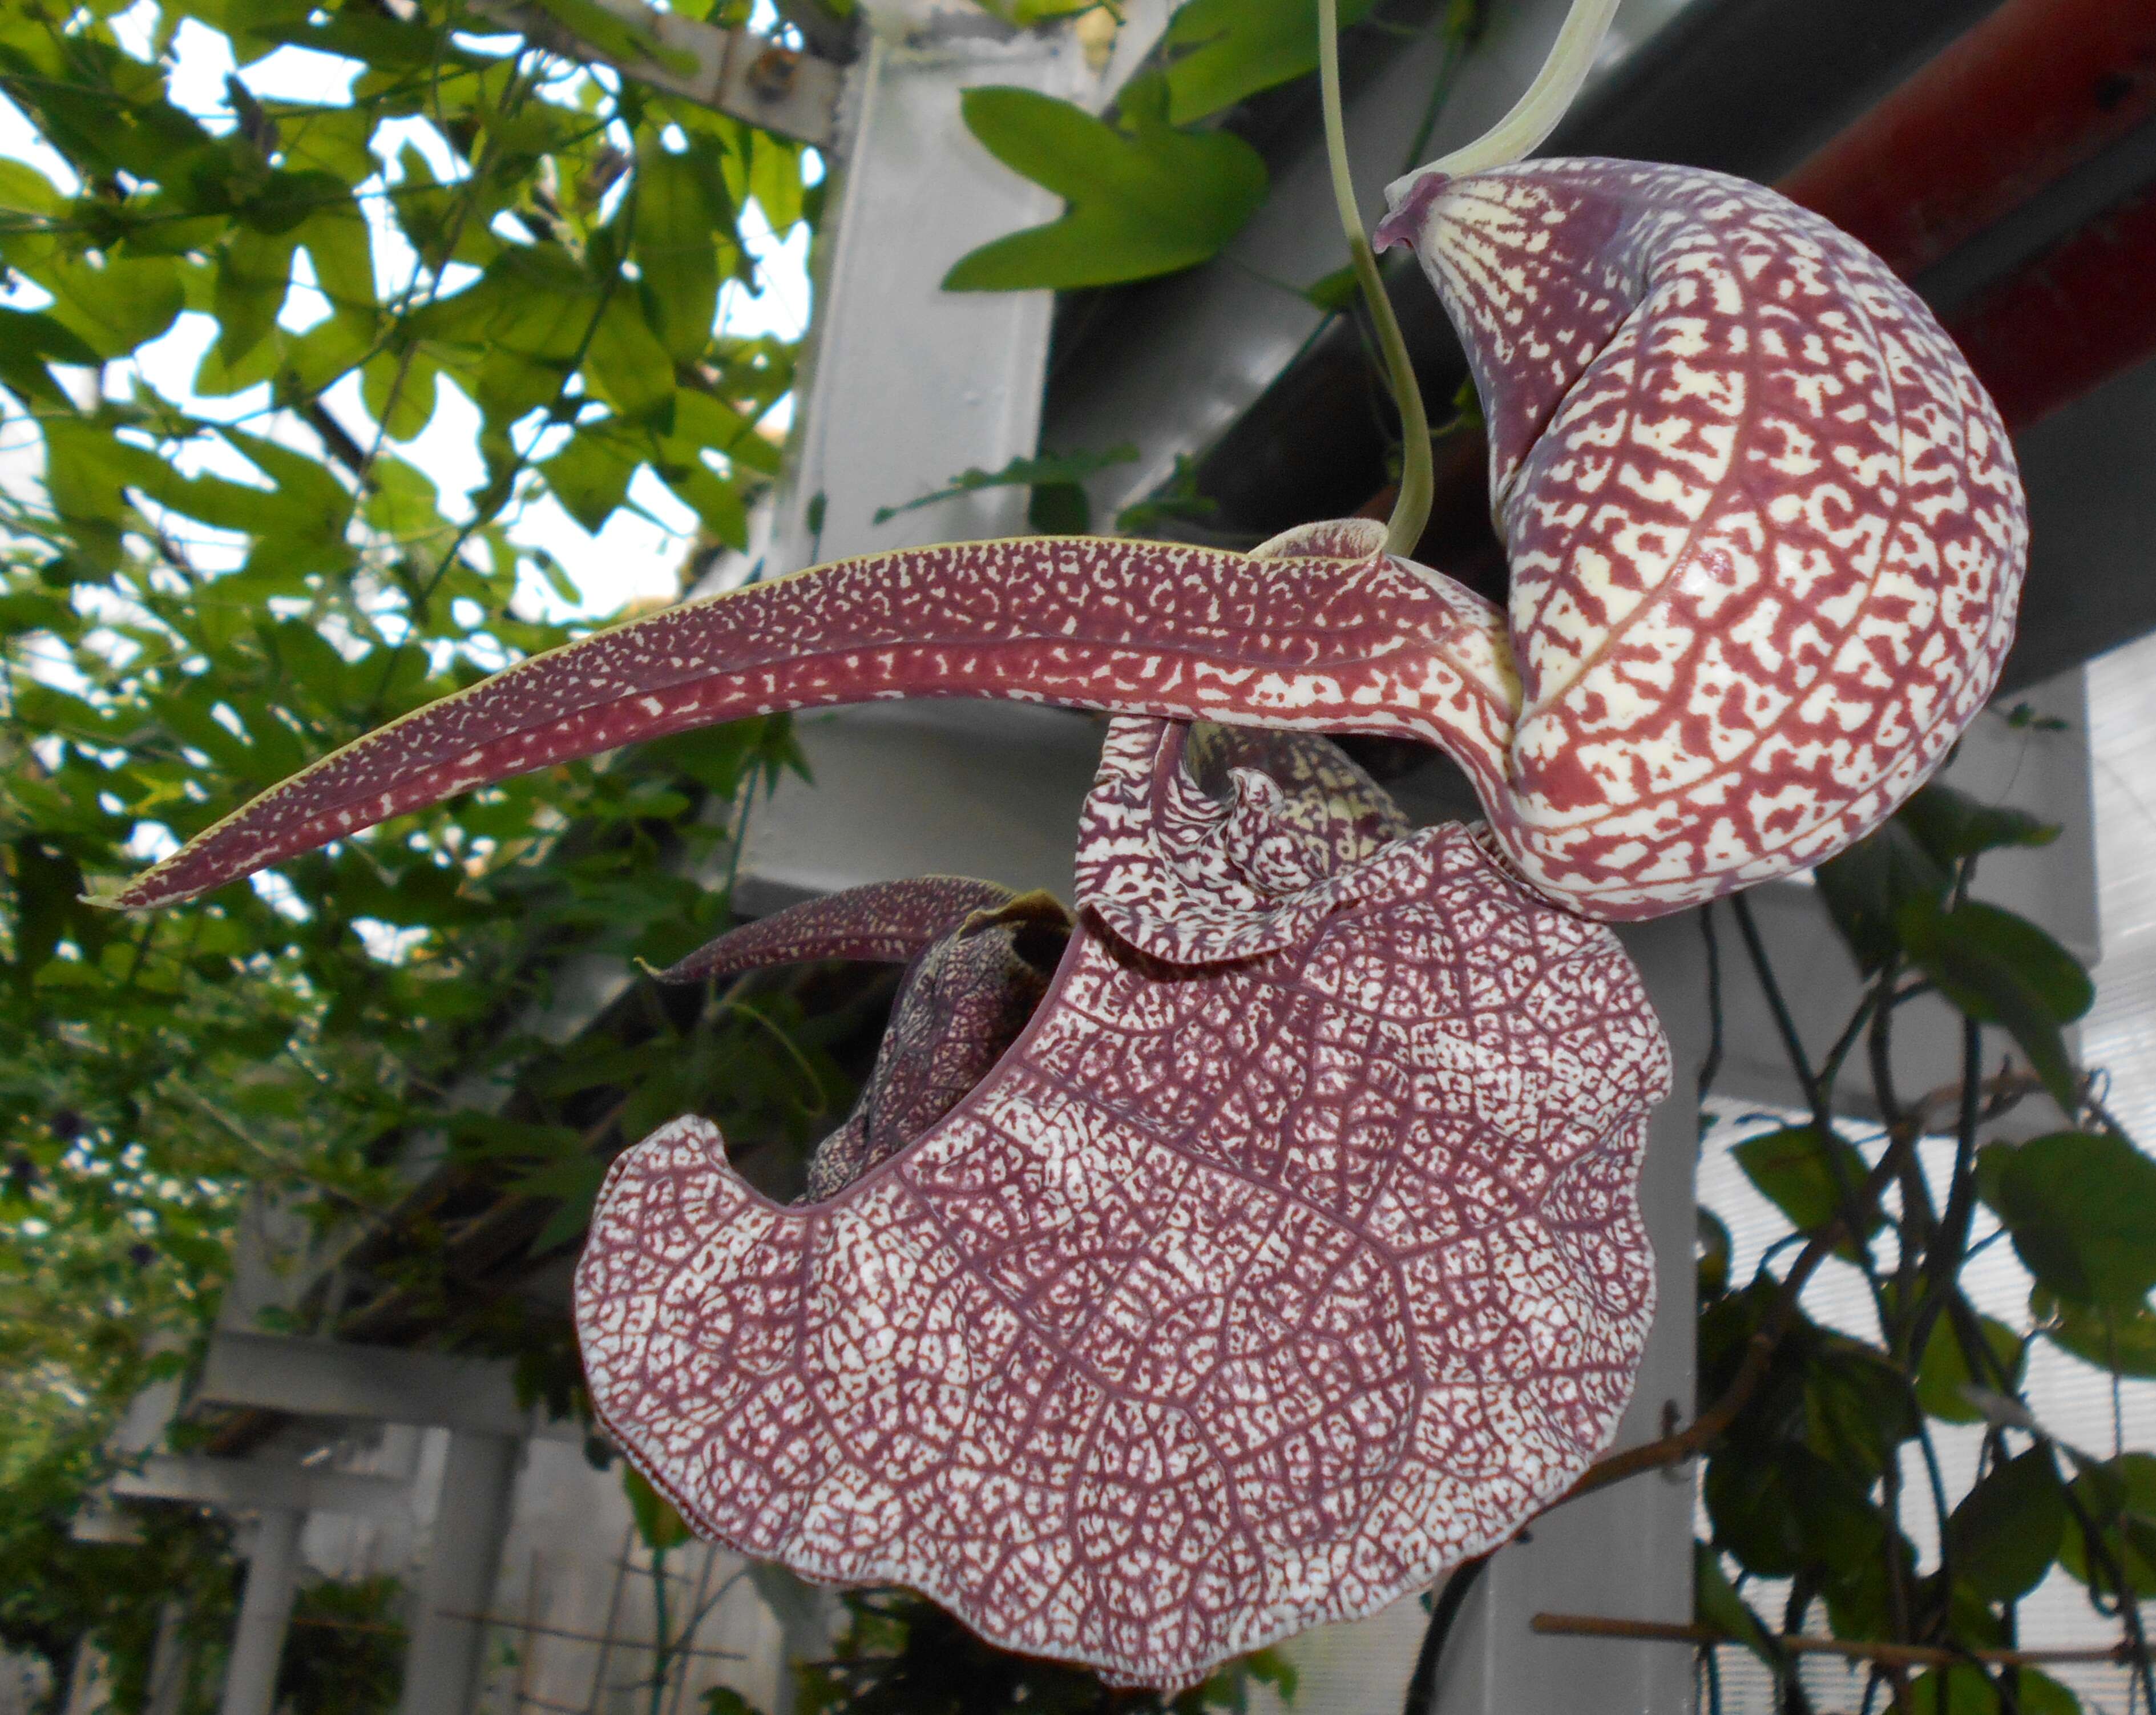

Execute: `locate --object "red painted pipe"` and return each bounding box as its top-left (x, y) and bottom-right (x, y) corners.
top-left (1945, 181), bottom-right (2156, 428)
top-left (1777, 0), bottom-right (2156, 279)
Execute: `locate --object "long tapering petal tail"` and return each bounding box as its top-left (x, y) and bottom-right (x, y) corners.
top-left (99, 536), bottom-right (1519, 910)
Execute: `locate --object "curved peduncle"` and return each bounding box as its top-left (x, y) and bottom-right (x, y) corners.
top-left (1383, 0), bottom-right (1620, 199)
top-left (1318, 0), bottom-right (1432, 558)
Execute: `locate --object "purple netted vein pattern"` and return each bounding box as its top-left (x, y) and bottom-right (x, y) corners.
top-left (1382, 158), bottom-right (2026, 917)
top-left (661, 877), bottom-right (1024, 984)
top-left (575, 720), bottom-right (1670, 1687)
top-left (114, 163), bottom-right (2022, 929)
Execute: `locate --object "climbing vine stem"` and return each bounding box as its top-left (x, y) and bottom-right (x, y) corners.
top-left (1318, 0), bottom-right (1432, 556)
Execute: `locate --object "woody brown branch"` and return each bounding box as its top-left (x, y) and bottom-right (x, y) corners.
top-left (1531, 1613), bottom-right (2143, 1668)
top-left (1551, 1067), bottom-right (2046, 1510)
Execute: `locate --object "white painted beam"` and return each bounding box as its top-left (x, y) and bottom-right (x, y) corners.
top-left (773, 2), bottom-right (1136, 576)
top-left (219, 1507), bottom-right (301, 1715)
top-left (114, 1455), bottom-right (410, 1522)
top-left (398, 1432), bottom-right (522, 1715)
top-left (195, 1332), bottom-right (578, 1442)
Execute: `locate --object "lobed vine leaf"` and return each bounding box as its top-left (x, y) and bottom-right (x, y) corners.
top-left (944, 78), bottom-right (1268, 290)
top-left (1159, 0), bottom-right (1382, 123)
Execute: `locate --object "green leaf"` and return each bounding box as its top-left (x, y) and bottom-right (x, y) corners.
top-left (1027, 481), bottom-right (1091, 533)
top-left (2062, 1452), bottom-right (2156, 1596)
top-left (524, 0), bottom-right (697, 76)
top-left (1914, 1309), bottom-right (2025, 1422)
top-left (1115, 452), bottom-right (1218, 535)
top-left (0, 306), bottom-right (102, 370)
top-left (11, 247), bottom-right (184, 360)
top-left (0, 306), bottom-right (103, 407)
top-left (657, 458), bottom-right (749, 547)
top-left (362, 349), bottom-right (441, 443)
top-left (1804, 1336), bottom-right (1916, 1479)
top-left (363, 456), bottom-right (450, 542)
top-left (1693, 1544), bottom-right (1776, 1666)
top-left (976, 0), bottom-right (1097, 19)
top-left (944, 79), bottom-right (1268, 291)
top-left (1897, 898), bottom-right (2080, 1108)
top-left (1160, 0), bottom-right (1382, 124)
top-left (0, 159), bottom-right (66, 216)
top-left (1812, 820), bottom-right (1948, 972)
top-left (213, 224), bottom-right (299, 365)
top-left (1697, 1206), bottom-right (1731, 1301)
top-left (1906, 1666), bottom-right (2080, 1715)
top-left (520, 1155), bottom-right (611, 1252)
top-left (1899, 780), bottom-right (2060, 864)
top-left (1913, 900), bottom-right (2092, 1024)
top-left (540, 427), bottom-right (642, 534)
top-left (2035, 1291), bottom-right (2156, 1378)
top-left (1947, 1446), bottom-right (2065, 1600)
top-left (267, 100), bottom-right (379, 186)
top-left (389, 141), bottom-right (502, 273)
top-left (668, 387), bottom-right (777, 474)
top-left (634, 135), bottom-right (724, 363)
top-left (1303, 263), bottom-right (1360, 312)
top-left (193, 310), bottom-right (374, 403)
top-left (1732, 1125), bottom-right (1878, 1254)
top-left (748, 129), bottom-right (804, 235)
top-left (1981, 1132), bottom-right (2156, 1307)
top-left (294, 196), bottom-right (379, 324)
top-left (871, 445), bottom-right (1137, 526)
top-left (1707, 1443), bottom-right (1886, 1579)
top-left (586, 293), bottom-right (679, 420)
top-left (622, 1464), bottom-right (694, 1551)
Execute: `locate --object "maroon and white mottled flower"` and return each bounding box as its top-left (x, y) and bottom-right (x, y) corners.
top-left (96, 142), bottom-right (2024, 1684)
top-left (667, 880), bottom-right (1073, 1199)
top-left (1376, 158), bottom-right (2025, 915)
top-left (100, 162), bottom-right (2024, 923)
top-left (576, 717), bottom-right (1670, 1688)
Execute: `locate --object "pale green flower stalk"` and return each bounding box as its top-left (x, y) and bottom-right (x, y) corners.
top-left (1319, 0), bottom-right (1622, 558)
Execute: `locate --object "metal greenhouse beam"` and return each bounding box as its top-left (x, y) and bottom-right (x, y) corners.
top-left (193, 1330), bottom-right (578, 1443)
top-left (470, 0), bottom-right (846, 144)
top-left (112, 1455), bottom-right (410, 1520)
